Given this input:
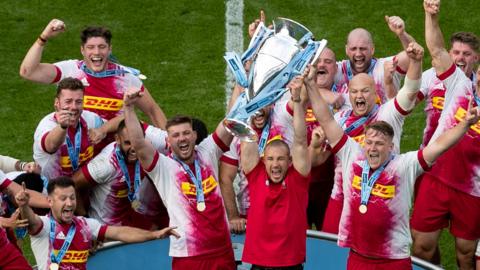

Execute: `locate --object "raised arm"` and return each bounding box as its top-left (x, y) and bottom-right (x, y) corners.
top-left (423, 99), bottom-right (480, 164)
top-left (123, 88), bottom-right (156, 169)
top-left (385, 15), bottom-right (415, 75)
top-left (134, 87), bottom-right (167, 129)
top-left (305, 66), bottom-right (344, 147)
top-left (395, 42), bottom-right (424, 112)
top-left (19, 19), bottom-right (65, 83)
top-left (218, 161), bottom-right (246, 234)
top-left (7, 181), bottom-right (49, 209)
top-left (105, 225), bottom-right (180, 243)
top-left (14, 183), bottom-right (43, 234)
top-left (289, 76), bottom-right (310, 176)
top-left (424, 0), bottom-right (452, 74)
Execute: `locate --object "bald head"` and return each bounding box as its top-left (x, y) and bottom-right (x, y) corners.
top-left (345, 28), bottom-right (375, 74)
top-left (347, 28), bottom-right (374, 47)
top-left (348, 73), bottom-right (377, 116)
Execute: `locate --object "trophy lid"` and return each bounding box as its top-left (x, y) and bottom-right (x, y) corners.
top-left (273, 18), bottom-right (312, 47)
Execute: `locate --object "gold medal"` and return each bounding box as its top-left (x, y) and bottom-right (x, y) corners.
top-left (131, 200), bottom-right (141, 211)
top-left (359, 204), bottom-right (367, 214)
top-left (50, 263), bottom-right (59, 270)
top-left (197, 201), bottom-right (206, 212)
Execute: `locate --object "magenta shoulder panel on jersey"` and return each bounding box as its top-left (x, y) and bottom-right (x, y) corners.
top-left (0, 179), bottom-right (12, 191)
top-left (144, 151), bottom-right (160, 173)
top-left (331, 134), bottom-right (348, 154)
top-left (212, 132), bottom-right (229, 152)
top-left (97, 225), bottom-right (108, 242)
top-left (417, 149), bottom-right (430, 171)
top-left (52, 66), bottom-right (62, 83)
top-left (437, 64), bottom-right (456, 81)
top-left (393, 98), bottom-right (409, 116)
top-left (81, 165), bottom-right (98, 186)
top-left (220, 155), bottom-right (239, 167)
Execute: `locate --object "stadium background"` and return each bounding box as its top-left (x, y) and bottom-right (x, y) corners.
top-left (1, 0), bottom-right (479, 268)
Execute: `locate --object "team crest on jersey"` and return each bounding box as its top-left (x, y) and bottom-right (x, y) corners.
top-left (83, 96), bottom-right (123, 111)
top-left (352, 175), bottom-right (395, 199)
top-left (305, 109), bottom-right (316, 122)
top-left (181, 175), bottom-right (217, 196)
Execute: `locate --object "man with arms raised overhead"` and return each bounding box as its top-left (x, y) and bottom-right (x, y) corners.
top-left (307, 60), bottom-right (480, 269)
top-left (410, 1), bottom-right (480, 269)
top-left (20, 19), bottom-right (166, 132)
top-left (123, 88), bottom-right (235, 269)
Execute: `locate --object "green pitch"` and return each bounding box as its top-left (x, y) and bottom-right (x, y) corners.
top-left (1, 0), bottom-right (478, 268)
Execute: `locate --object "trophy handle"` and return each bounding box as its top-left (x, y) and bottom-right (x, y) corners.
top-left (223, 118), bottom-right (257, 142)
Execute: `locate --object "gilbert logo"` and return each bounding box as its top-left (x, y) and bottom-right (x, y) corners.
top-left (83, 96), bottom-right (123, 111)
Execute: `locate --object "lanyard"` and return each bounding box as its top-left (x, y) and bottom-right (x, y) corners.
top-left (339, 105), bottom-right (378, 134)
top-left (360, 155), bottom-right (392, 206)
top-left (344, 58), bottom-right (377, 83)
top-left (49, 216), bottom-right (76, 265)
top-left (173, 156), bottom-right (204, 204)
top-left (80, 61), bottom-right (142, 78)
top-left (65, 122), bottom-right (82, 171)
top-left (257, 118), bottom-right (271, 154)
top-left (115, 145), bottom-right (141, 201)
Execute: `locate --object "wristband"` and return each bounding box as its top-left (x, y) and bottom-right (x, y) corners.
top-left (291, 96), bottom-right (301, 103)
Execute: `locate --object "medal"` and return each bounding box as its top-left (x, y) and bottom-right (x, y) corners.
top-left (131, 200), bottom-right (141, 211)
top-left (49, 263), bottom-right (59, 270)
top-left (197, 201), bottom-right (206, 212)
top-left (359, 204), bottom-right (367, 214)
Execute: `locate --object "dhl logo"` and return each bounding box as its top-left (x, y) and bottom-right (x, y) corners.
top-left (305, 109), bottom-right (317, 122)
top-left (351, 175), bottom-right (395, 199)
top-left (83, 96), bottom-right (123, 111)
top-left (431, 97), bottom-right (444, 110)
top-left (181, 175), bottom-right (217, 196)
top-left (60, 146), bottom-right (94, 168)
top-left (454, 107), bottom-right (480, 134)
top-left (352, 134), bottom-right (365, 146)
top-left (53, 250), bottom-right (88, 263)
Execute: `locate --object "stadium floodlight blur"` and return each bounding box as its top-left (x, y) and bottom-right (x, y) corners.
top-left (223, 17), bottom-right (327, 141)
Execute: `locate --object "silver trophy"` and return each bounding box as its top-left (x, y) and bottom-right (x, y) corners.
top-left (224, 18), bottom-right (327, 141)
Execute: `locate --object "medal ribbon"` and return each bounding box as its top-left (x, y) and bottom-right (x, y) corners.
top-left (49, 216), bottom-right (76, 265)
top-left (65, 122), bottom-right (82, 171)
top-left (115, 145), bottom-right (141, 201)
top-left (173, 156), bottom-right (204, 205)
top-left (339, 105), bottom-right (379, 134)
top-left (257, 118), bottom-right (271, 154)
top-left (344, 58), bottom-right (377, 83)
top-left (80, 61), bottom-right (141, 78)
top-left (360, 155), bottom-right (392, 206)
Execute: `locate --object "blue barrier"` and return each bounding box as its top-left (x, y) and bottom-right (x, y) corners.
top-left (87, 230), bottom-right (442, 270)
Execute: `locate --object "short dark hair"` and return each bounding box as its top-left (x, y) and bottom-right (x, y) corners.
top-left (365, 121), bottom-right (394, 139)
top-left (166, 115), bottom-right (193, 131)
top-left (81, 26), bottom-right (112, 46)
top-left (56, 77), bottom-right (84, 98)
top-left (264, 139), bottom-right (290, 155)
top-left (450, 32), bottom-right (479, 53)
top-left (47, 177), bottom-right (75, 195)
